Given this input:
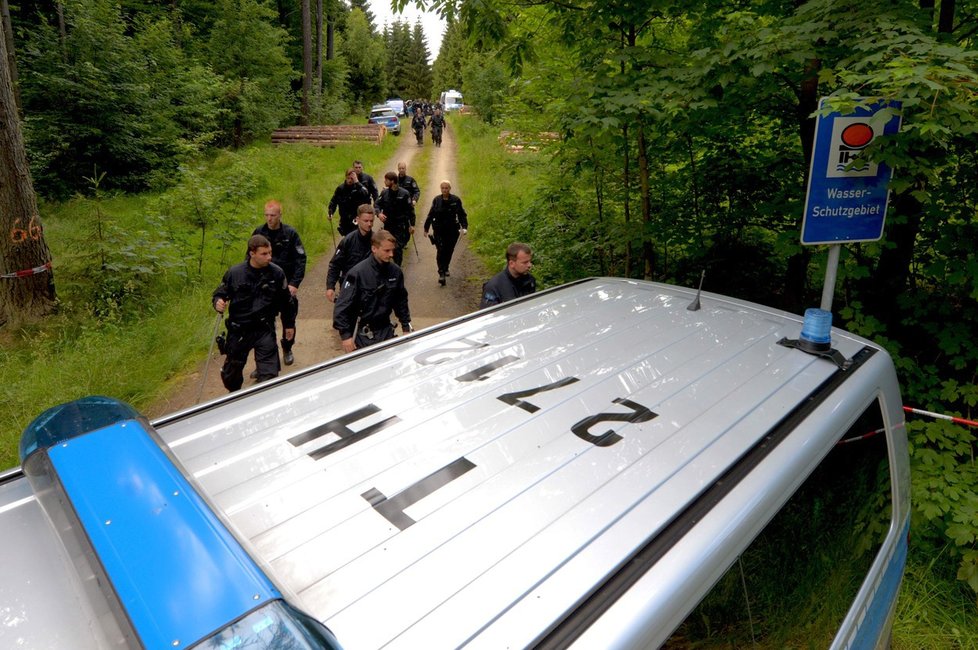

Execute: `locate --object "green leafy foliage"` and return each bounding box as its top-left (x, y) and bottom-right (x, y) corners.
top-left (153, 158), bottom-right (261, 273)
top-left (72, 169), bottom-right (184, 323)
top-left (384, 19), bottom-right (432, 100)
top-left (437, 0), bottom-right (978, 603)
top-left (460, 51), bottom-right (507, 125)
top-left (432, 19), bottom-right (466, 93)
top-left (206, 0), bottom-right (296, 146)
top-left (339, 8), bottom-right (388, 108)
top-left (19, 0), bottom-right (220, 196)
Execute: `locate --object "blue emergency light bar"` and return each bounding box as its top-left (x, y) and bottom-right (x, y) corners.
top-left (20, 396), bottom-right (341, 650)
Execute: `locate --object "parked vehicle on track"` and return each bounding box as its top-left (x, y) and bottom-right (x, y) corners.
top-left (0, 278), bottom-right (909, 649)
top-left (367, 105), bottom-right (400, 135)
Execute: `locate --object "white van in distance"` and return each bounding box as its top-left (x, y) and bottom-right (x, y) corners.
top-left (0, 278), bottom-right (909, 649)
top-left (439, 89), bottom-right (464, 112)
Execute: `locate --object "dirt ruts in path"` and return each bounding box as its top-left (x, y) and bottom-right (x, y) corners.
top-left (147, 121), bottom-right (486, 417)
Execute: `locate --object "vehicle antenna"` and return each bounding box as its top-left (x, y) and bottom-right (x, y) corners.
top-left (687, 270), bottom-right (706, 311)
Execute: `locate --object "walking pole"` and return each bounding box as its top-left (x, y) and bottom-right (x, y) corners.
top-left (412, 233), bottom-right (420, 260)
top-left (328, 218), bottom-right (337, 248)
top-left (196, 312), bottom-right (224, 405)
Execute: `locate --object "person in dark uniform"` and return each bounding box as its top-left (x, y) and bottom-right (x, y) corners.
top-left (328, 168), bottom-right (372, 236)
top-left (429, 109), bottom-right (445, 147)
top-left (353, 160), bottom-right (379, 204)
top-left (326, 204), bottom-right (375, 303)
top-left (411, 110), bottom-right (426, 145)
top-left (423, 180), bottom-right (468, 285)
top-left (333, 230), bottom-right (412, 353)
top-left (375, 171), bottom-right (415, 267)
top-left (214, 234), bottom-right (293, 391)
top-left (396, 161), bottom-right (421, 206)
top-left (251, 200), bottom-right (305, 366)
top-left (480, 242), bottom-right (537, 308)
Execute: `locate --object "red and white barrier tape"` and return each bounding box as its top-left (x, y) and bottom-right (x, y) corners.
top-left (0, 261), bottom-right (52, 279)
top-left (837, 427), bottom-right (884, 445)
top-left (839, 405), bottom-right (978, 446)
top-left (903, 405), bottom-right (978, 428)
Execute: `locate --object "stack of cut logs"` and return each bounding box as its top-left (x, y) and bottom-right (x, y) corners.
top-left (271, 124), bottom-right (385, 146)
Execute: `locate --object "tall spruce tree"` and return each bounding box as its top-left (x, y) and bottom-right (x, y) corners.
top-left (207, 0), bottom-right (295, 146)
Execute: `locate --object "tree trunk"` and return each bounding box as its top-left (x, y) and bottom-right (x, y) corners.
top-left (938, 0), bottom-right (955, 33)
top-left (686, 132), bottom-right (700, 223)
top-left (625, 26), bottom-right (655, 282)
top-left (301, 0), bottom-right (312, 125)
top-left (783, 58), bottom-right (820, 311)
top-left (315, 0), bottom-right (323, 94)
top-left (637, 121), bottom-right (653, 280)
top-left (0, 32), bottom-right (56, 326)
top-left (56, 0), bottom-right (67, 61)
top-left (0, 0), bottom-right (17, 111)
top-left (326, 3), bottom-right (334, 61)
top-left (871, 191), bottom-right (922, 322)
top-left (588, 136), bottom-right (606, 275)
top-left (620, 29), bottom-right (632, 278)
top-left (622, 122), bottom-right (631, 277)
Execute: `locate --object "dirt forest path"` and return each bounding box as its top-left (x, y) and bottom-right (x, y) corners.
top-left (147, 122), bottom-right (486, 417)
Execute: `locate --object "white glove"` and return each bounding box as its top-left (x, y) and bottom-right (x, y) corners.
top-left (460, 229), bottom-right (467, 235)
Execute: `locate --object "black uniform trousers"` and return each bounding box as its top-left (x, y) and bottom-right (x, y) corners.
top-left (221, 321), bottom-right (280, 391)
top-left (434, 229), bottom-right (459, 275)
top-left (280, 295), bottom-right (298, 352)
top-left (391, 229), bottom-right (410, 267)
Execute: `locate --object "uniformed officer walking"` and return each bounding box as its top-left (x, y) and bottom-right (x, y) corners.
top-left (397, 161), bottom-right (421, 206)
top-left (480, 242), bottom-right (537, 308)
top-left (353, 160), bottom-right (379, 205)
top-left (214, 234), bottom-right (293, 391)
top-left (251, 200), bottom-right (305, 365)
top-left (429, 109), bottom-right (446, 147)
top-left (326, 204), bottom-right (375, 303)
top-left (333, 230), bottom-right (412, 353)
top-left (328, 169), bottom-right (372, 236)
top-left (375, 171), bottom-right (416, 267)
top-left (423, 180), bottom-right (468, 285)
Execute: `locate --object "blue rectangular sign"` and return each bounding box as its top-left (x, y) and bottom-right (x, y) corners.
top-left (801, 98), bottom-right (902, 245)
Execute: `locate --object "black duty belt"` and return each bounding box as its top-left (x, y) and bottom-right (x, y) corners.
top-left (358, 321), bottom-right (392, 340)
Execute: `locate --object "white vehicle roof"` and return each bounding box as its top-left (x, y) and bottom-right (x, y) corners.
top-left (0, 278), bottom-right (897, 648)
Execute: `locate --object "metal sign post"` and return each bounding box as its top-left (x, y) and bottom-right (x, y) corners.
top-left (801, 98), bottom-right (902, 310)
top-left (820, 244), bottom-right (841, 312)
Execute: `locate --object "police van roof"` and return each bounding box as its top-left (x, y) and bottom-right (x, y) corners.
top-left (0, 278), bottom-right (890, 648)
top-left (153, 278), bottom-right (888, 647)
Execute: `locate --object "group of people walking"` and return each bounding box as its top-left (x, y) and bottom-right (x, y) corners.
top-left (412, 108), bottom-right (445, 146)
top-left (211, 157), bottom-right (536, 393)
